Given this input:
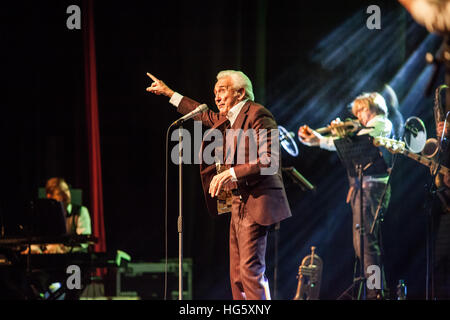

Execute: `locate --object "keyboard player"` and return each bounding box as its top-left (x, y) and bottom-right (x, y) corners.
top-left (25, 177), bottom-right (92, 254)
top-left (9, 178), bottom-right (93, 299)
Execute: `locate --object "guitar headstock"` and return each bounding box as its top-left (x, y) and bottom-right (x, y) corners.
top-left (373, 136), bottom-right (406, 154)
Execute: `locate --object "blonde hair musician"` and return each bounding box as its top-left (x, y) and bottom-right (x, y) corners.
top-left (299, 92), bottom-right (391, 150)
top-left (298, 92), bottom-right (393, 300)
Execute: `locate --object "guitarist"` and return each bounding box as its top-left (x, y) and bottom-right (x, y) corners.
top-left (298, 92), bottom-right (392, 300)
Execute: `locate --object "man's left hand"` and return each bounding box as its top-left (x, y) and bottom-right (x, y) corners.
top-left (209, 169), bottom-right (233, 197)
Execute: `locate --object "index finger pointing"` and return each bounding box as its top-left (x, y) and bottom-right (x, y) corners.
top-left (146, 72), bottom-right (159, 82)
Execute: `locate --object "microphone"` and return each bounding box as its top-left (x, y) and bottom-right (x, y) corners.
top-left (171, 104), bottom-right (209, 126)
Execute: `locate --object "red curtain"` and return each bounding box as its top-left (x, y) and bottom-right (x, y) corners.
top-left (83, 0), bottom-right (106, 253)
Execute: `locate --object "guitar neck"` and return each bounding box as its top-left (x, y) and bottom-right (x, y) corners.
top-left (402, 150), bottom-right (450, 176)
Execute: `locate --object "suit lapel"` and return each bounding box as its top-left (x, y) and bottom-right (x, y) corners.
top-left (201, 101), bottom-right (250, 166)
top-left (199, 115), bottom-right (229, 170)
top-left (203, 115), bottom-right (229, 141)
top-left (229, 101), bottom-right (251, 160)
top-left (231, 101), bottom-right (250, 131)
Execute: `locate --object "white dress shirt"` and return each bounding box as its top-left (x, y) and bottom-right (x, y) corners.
top-left (169, 92), bottom-right (249, 181)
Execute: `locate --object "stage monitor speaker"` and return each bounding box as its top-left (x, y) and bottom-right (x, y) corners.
top-left (115, 259), bottom-right (193, 300)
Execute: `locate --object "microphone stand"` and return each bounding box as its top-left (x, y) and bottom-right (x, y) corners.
top-left (424, 151), bottom-right (441, 300)
top-left (422, 36), bottom-right (449, 299)
top-left (356, 164), bottom-right (366, 300)
top-left (177, 124), bottom-right (184, 300)
top-left (165, 120), bottom-right (185, 301)
top-left (167, 105), bottom-right (208, 300)
top-left (166, 104), bottom-right (208, 300)
top-left (424, 113), bottom-right (449, 300)
top-left (333, 135), bottom-right (386, 300)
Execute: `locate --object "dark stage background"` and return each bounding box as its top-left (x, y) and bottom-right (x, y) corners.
top-left (1, 0), bottom-right (448, 299)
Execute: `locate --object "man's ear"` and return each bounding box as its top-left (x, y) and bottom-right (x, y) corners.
top-left (237, 88), bottom-right (246, 100)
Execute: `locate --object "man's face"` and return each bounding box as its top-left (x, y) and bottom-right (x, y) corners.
top-left (48, 181), bottom-right (71, 207)
top-left (214, 77), bottom-right (243, 117)
top-left (354, 105), bottom-right (376, 126)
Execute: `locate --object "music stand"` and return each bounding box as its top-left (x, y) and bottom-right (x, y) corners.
top-left (28, 199), bottom-right (67, 237)
top-left (275, 167), bottom-right (315, 299)
top-left (17, 198), bottom-right (68, 295)
top-left (282, 167), bottom-right (316, 192)
top-left (334, 134), bottom-right (388, 300)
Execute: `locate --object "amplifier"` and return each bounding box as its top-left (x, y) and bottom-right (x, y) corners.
top-left (115, 259), bottom-right (193, 300)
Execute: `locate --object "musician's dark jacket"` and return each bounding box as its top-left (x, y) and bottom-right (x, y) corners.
top-left (177, 96), bottom-right (292, 226)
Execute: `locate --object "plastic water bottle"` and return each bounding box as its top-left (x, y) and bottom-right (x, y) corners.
top-left (397, 280), bottom-right (407, 300)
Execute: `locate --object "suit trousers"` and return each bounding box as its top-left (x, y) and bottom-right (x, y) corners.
top-left (229, 195), bottom-right (271, 300)
top-left (349, 178), bottom-right (390, 299)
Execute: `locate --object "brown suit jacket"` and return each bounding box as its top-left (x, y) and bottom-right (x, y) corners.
top-left (177, 96), bottom-right (291, 226)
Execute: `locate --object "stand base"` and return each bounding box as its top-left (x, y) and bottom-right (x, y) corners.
top-left (337, 277), bottom-right (365, 300)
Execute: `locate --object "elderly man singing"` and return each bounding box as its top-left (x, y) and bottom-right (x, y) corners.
top-left (146, 70), bottom-right (291, 300)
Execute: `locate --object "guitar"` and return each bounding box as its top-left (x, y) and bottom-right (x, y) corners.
top-left (373, 136), bottom-right (450, 177)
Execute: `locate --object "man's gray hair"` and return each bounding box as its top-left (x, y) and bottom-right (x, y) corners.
top-left (216, 70), bottom-right (255, 101)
